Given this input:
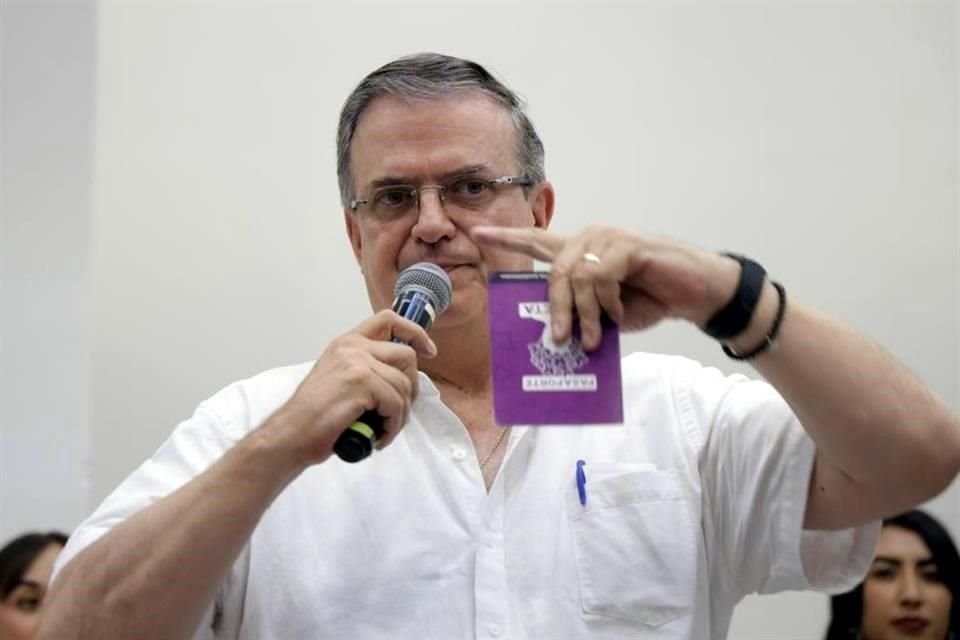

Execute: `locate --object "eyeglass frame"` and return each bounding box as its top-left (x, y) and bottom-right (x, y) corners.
top-left (349, 175), bottom-right (534, 214)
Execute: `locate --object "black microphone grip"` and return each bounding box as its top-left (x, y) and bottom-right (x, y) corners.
top-left (333, 409), bottom-right (386, 463)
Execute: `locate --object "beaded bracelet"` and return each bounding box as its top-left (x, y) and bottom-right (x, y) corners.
top-left (721, 281), bottom-right (787, 361)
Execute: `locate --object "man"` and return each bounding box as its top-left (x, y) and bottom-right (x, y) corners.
top-left (39, 53), bottom-right (960, 639)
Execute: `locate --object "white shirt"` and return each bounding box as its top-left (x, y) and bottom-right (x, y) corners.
top-left (56, 352), bottom-right (879, 639)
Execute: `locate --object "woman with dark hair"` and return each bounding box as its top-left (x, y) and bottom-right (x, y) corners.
top-left (826, 510), bottom-right (959, 640)
top-left (0, 532), bottom-right (67, 640)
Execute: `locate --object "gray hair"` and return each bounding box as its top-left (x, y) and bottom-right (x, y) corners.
top-left (336, 52), bottom-right (546, 207)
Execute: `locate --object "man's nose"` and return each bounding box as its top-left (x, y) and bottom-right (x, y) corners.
top-left (411, 188), bottom-right (456, 244)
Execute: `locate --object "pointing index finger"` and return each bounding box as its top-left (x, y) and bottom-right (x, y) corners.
top-left (471, 226), bottom-right (566, 263)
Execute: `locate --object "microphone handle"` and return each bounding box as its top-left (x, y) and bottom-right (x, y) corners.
top-left (333, 409), bottom-right (386, 463)
top-left (332, 291), bottom-right (436, 463)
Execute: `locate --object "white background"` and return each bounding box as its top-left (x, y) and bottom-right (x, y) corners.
top-left (1, 1), bottom-right (957, 638)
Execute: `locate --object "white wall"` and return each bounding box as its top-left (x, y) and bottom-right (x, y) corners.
top-left (0, 0), bottom-right (95, 543)
top-left (2, 1), bottom-right (958, 638)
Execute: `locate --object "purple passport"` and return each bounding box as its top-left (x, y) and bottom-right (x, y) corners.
top-left (487, 272), bottom-right (623, 425)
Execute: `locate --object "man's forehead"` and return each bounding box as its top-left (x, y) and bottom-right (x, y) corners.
top-left (350, 93), bottom-right (516, 181)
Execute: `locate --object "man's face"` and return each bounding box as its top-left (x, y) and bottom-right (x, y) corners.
top-left (344, 92), bottom-right (554, 328)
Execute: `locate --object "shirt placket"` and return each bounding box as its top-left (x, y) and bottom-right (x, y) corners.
top-left (474, 474), bottom-right (509, 639)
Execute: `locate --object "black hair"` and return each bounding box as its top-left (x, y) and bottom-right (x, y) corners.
top-left (0, 531), bottom-right (68, 599)
top-left (825, 510), bottom-right (960, 639)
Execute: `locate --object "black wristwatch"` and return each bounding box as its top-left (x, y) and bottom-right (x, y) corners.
top-left (703, 253), bottom-right (767, 341)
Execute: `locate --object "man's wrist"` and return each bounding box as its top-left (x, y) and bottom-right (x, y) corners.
top-left (246, 410), bottom-right (316, 480)
top-left (723, 278), bottom-right (780, 355)
top-left (702, 254), bottom-right (768, 340)
top-left (694, 253), bottom-right (743, 327)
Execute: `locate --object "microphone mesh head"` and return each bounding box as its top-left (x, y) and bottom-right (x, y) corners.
top-left (394, 263), bottom-right (453, 314)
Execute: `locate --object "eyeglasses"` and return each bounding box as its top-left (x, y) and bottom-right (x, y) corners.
top-left (350, 175), bottom-right (533, 221)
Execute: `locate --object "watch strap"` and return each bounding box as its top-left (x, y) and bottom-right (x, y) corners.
top-left (704, 253), bottom-right (767, 340)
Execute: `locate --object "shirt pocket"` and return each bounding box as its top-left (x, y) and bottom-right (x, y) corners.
top-left (566, 465), bottom-right (697, 626)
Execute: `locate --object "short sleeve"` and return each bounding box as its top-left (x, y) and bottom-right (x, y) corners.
top-left (681, 363), bottom-right (879, 599)
top-left (53, 404), bottom-right (240, 578)
top-left (50, 403), bottom-right (245, 639)
top-left (50, 363), bottom-right (308, 638)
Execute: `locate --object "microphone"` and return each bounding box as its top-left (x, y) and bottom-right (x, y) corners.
top-left (333, 262), bottom-right (453, 463)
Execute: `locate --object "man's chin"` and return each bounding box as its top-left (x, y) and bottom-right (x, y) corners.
top-left (433, 291), bottom-right (487, 330)
top-left (442, 264), bottom-right (487, 295)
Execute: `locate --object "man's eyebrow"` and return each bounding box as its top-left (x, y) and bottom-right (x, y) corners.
top-left (438, 164), bottom-right (490, 180)
top-left (367, 164), bottom-right (491, 189)
top-left (369, 175), bottom-right (416, 189)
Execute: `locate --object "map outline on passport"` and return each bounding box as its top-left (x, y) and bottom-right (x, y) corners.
top-left (487, 271), bottom-right (624, 426)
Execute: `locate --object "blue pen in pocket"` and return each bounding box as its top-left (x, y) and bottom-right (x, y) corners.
top-left (576, 459), bottom-right (587, 506)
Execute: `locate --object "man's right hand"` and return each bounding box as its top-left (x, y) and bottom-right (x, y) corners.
top-left (264, 309), bottom-right (438, 467)
top-left (37, 311), bottom-right (437, 640)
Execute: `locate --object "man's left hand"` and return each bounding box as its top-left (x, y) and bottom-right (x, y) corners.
top-left (472, 224), bottom-right (741, 350)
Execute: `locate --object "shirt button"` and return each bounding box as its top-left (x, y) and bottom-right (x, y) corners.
top-left (487, 624), bottom-right (503, 637)
top-left (451, 448), bottom-right (467, 461)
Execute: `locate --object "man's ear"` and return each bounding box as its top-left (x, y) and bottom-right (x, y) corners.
top-left (530, 181), bottom-right (555, 230)
top-left (344, 209), bottom-right (364, 266)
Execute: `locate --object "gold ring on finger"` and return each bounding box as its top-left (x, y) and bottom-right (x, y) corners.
top-left (583, 252), bottom-right (601, 265)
